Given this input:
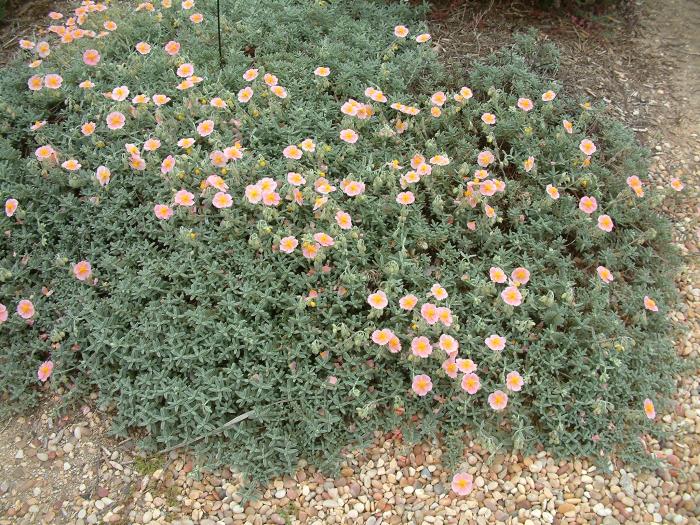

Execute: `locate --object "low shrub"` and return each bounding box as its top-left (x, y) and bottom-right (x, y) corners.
top-left (0, 0), bottom-right (683, 488)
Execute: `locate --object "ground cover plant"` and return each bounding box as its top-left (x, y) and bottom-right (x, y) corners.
top-left (0, 0), bottom-right (686, 490)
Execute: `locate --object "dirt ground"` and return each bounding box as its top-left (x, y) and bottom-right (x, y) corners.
top-left (1, 1), bottom-right (698, 524)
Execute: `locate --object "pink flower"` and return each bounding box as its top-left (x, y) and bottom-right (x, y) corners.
top-left (367, 291), bottom-right (388, 310)
top-left (279, 236), bottom-right (298, 254)
top-left (174, 189), bottom-right (195, 206)
top-left (82, 49), bottom-right (100, 66)
top-left (387, 336), bottom-right (402, 353)
top-left (339, 129), bottom-right (359, 144)
top-left (371, 328), bottom-right (394, 346)
top-left (442, 358), bottom-right (458, 378)
top-left (511, 267), bottom-right (530, 285)
top-left (73, 260), bottom-right (92, 281)
top-left (517, 97), bottom-right (534, 111)
top-left (154, 204), bottom-right (173, 220)
top-left (644, 296), bottom-right (659, 312)
top-left (0, 304), bottom-right (8, 323)
top-left (501, 286), bottom-right (522, 307)
top-left (438, 334), bottom-right (458, 355)
top-left (451, 472), bottom-right (474, 496)
top-left (461, 373), bottom-right (481, 395)
top-left (342, 180), bottom-right (365, 197)
top-left (488, 389), bottom-right (509, 410)
top-left (489, 267), bottom-right (507, 284)
top-left (335, 211), bottom-right (352, 230)
top-left (457, 358), bottom-right (477, 374)
top-left (37, 360), bottom-right (54, 382)
top-left (17, 299), bottom-right (35, 319)
top-left (579, 139), bottom-right (597, 156)
top-left (5, 198), bottom-right (18, 217)
top-left (313, 232), bottom-right (334, 247)
top-left (197, 120), bottom-right (215, 137)
top-left (283, 145), bottom-right (302, 160)
top-left (597, 214), bottom-right (614, 232)
top-left (506, 371), bottom-right (524, 392)
top-left (420, 302), bottom-right (438, 325)
top-left (411, 336), bottom-right (433, 358)
top-left (412, 374), bottom-right (433, 397)
top-left (396, 191), bottom-right (415, 205)
top-left (212, 192), bottom-right (233, 209)
top-left (399, 294), bottom-right (418, 310)
top-left (430, 283), bottom-right (448, 301)
top-left (437, 307), bottom-right (453, 327)
top-left (597, 266), bottom-right (614, 284)
top-left (579, 196), bottom-right (598, 214)
top-left (106, 111), bottom-right (126, 130)
top-left (485, 334), bottom-right (506, 352)
top-left (643, 398), bottom-right (656, 419)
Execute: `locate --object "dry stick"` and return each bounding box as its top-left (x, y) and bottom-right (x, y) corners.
top-left (158, 409), bottom-right (256, 455)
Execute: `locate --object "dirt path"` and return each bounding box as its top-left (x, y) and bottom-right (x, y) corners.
top-left (1, 1), bottom-right (699, 524)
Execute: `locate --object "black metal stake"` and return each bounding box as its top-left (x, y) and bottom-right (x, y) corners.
top-left (216, 0), bottom-right (224, 69)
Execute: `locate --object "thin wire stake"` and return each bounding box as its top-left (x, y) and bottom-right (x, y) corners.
top-left (216, 0), bottom-right (224, 69)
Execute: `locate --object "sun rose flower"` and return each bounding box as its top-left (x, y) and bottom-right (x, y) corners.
top-left (542, 90), bottom-right (556, 102)
top-left (506, 371), bottom-right (524, 392)
top-left (437, 307), bottom-right (453, 327)
top-left (197, 120), bottom-right (214, 137)
top-left (579, 139), bottom-right (597, 156)
top-left (5, 198), bottom-right (18, 217)
top-left (511, 267), bottom-right (530, 285)
top-left (367, 291), bottom-right (388, 310)
top-left (394, 25), bottom-right (409, 38)
top-left (488, 390), bottom-right (509, 411)
top-left (28, 75), bottom-right (43, 91)
top-left (335, 211), bottom-right (352, 230)
top-left (415, 33), bottom-right (431, 43)
top-left (517, 97), bottom-right (533, 111)
top-left (546, 184), bottom-right (560, 200)
top-left (489, 267), bottom-right (507, 284)
top-left (339, 129), bottom-right (359, 144)
top-left (283, 145), bottom-right (302, 160)
top-left (314, 232), bottom-right (334, 247)
top-left (154, 204), bottom-right (173, 220)
top-left (212, 192), bottom-right (233, 209)
top-left (438, 334), bottom-right (458, 355)
top-left (461, 373), bottom-right (481, 395)
top-left (451, 473), bottom-right (474, 496)
top-left (44, 74), bottom-right (63, 89)
top-left (430, 283), bottom-right (448, 301)
top-left (17, 299), bottom-right (35, 319)
top-left (442, 358), bottom-right (458, 378)
top-left (643, 398), bottom-right (656, 419)
top-left (153, 94), bottom-right (171, 106)
top-left (579, 196), bottom-right (598, 214)
top-left (396, 191), bottom-right (415, 205)
top-left (61, 159), bottom-right (81, 171)
top-left (477, 150), bottom-right (495, 167)
top-left (35, 145), bottom-right (56, 161)
top-left (82, 49), bottom-right (100, 66)
top-left (644, 296), bottom-right (658, 312)
top-left (485, 334), bottom-right (506, 352)
top-left (245, 184), bottom-right (263, 204)
top-left (411, 336), bottom-right (432, 358)
top-left (106, 111), bottom-right (126, 130)
top-left (523, 156), bottom-right (535, 172)
top-left (456, 358), bottom-right (476, 375)
top-left (597, 266), bottom-right (613, 284)
top-left (262, 191), bottom-right (281, 206)
top-left (399, 294), bottom-right (418, 311)
top-left (343, 180), bottom-right (365, 197)
top-left (371, 328), bottom-right (394, 346)
top-left (480, 112), bottom-right (496, 125)
top-left (420, 302), bottom-right (438, 325)
top-left (177, 63), bottom-right (194, 78)
top-left (174, 189), bottom-right (195, 206)
top-left (670, 178), bottom-right (684, 191)
top-left (279, 236), bottom-right (298, 254)
top-left (37, 360), bottom-right (54, 382)
top-left (412, 374), bottom-right (433, 397)
top-left (302, 242), bottom-right (320, 259)
top-left (73, 260), bottom-right (92, 281)
top-left (164, 40), bottom-right (180, 55)
top-left (314, 66), bottom-right (330, 77)
top-left (136, 42), bottom-right (151, 54)
top-left (0, 304), bottom-right (7, 323)
top-left (597, 214), bottom-right (614, 232)
top-left (501, 286), bottom-right (522, 306)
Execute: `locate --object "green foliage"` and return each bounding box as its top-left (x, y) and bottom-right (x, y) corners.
top-left (0, 0), bottom-right (682, 488)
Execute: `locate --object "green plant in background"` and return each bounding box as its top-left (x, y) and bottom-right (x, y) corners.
top-left (0, 0), bottom-right (685, 490)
